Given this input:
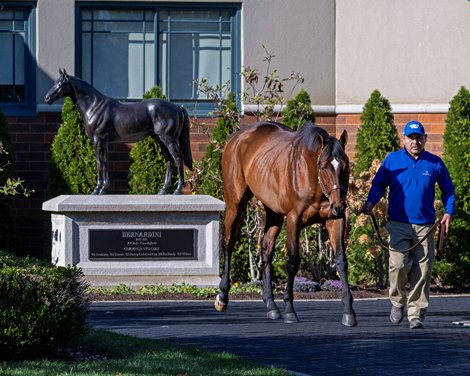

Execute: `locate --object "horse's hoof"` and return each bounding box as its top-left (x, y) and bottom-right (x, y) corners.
top-left (342, 313), bottom-right (357, 327)
top-left (214, 295), bottom-right (227, 312)
top-left (173, 190), bottom-right (182, 195)
top-left (283, 312), bottom-right (299, 324)
top-left (267, 309), bottom-right (282, 320)
top-left (157, 189), bottom-right (167, 195)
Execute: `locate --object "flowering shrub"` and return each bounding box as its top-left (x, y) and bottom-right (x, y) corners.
top-left (345, 160), bottom-right (388, 287)
top-left (293, 277), bottom-right (320, 292)
top-left (321, 279), bottom-right (342, 291)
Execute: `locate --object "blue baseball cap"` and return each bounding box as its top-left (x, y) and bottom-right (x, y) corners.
top-left (404, 120), bottom-right (426, 136)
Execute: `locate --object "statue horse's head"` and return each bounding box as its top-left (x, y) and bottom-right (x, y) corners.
top-left (317, 130), bottom-right (349, 217)
top-left (44, 68), bottom-right (72, 104)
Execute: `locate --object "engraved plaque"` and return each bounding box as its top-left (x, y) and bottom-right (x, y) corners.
top-left (89, 229), bottom-right (197, 261)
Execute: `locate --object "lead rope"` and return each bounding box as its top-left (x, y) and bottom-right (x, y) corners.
top-left (369, 212), bottom-right (442, 253)
top-left (346, 202), bottom-right (444, 253)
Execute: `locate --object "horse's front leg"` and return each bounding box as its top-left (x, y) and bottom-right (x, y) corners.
top-left (215, 189), bottom-right (252, 312)
top-left (91, 138), bottom-right (105, 195)
top-left (283, 214), bottom-right (301, 323)
top-left (215, 203), bottom-right (245, 312)
top-left (326, 218), bottom-right (357, 326)
top-left (261, 210), bottom-right (283, 320)
top-left (98, 142), bottom-right (110, 194)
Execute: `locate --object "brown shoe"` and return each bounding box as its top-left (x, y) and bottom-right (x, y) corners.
top-left (390, 306), bottom-right (404, 324)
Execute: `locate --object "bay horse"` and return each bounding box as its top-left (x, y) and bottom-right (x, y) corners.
top-left (44, 69), bottom-right (192, 195)
top-left (215, 121), bottom-right (357, 326)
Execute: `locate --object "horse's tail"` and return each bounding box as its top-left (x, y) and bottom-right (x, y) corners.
top-left (180, 106), bottom-right (193, 171)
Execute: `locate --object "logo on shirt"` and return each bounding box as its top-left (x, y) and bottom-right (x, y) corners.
top-left (422, 170), bottom-right (432, 177)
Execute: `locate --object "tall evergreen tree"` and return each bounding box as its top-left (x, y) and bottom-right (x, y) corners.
top-left (441, 86), bottom-right (470, 283)
top-left (355, 90), bottom-right (400, 176)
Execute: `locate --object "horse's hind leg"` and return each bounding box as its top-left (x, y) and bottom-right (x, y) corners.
top-left (215, 190), bottom-right (252, 312)
top-left (326, 218), bottom-right (357, 326)
top-left (158, 135), bottom-right (184, 195)
top-left (283, 213), bottom-right (301, 323)
top-left (154, 137), bottom-right (174, 195)
top-left (261, 208), bottom-right (284, 320)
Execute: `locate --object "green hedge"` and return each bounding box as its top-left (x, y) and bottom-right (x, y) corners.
top-left (0, 251), bottom-right (89, 359)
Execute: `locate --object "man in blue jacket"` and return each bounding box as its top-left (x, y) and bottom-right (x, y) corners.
top-left (361, 120), bottom-right (455, 329)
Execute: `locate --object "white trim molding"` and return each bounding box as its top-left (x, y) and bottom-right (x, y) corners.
top-left (39, 103), bottom-right (450, 115)
top-left (336, 104), bottom-right (450, 114)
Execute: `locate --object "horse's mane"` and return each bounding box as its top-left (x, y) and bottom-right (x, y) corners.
top-left (297, 123), bottom-right (348, 163)
top-left (68, 75), bottom-right (115, 102)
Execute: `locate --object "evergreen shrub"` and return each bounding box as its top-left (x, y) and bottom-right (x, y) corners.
top-left (281, 88), bottom-right (316, 129)
top-left (441, 86), bottom-right (470, 284)
top-left (128, 86), bottom-right (169, 194)
top-left (196, 91), bottom-right (239, 199)
top-left (49, 97), bottom-right (96, 195)
top-left (0, 251), bottom-right (89, 359)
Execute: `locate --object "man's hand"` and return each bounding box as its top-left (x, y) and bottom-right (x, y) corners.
top-left (359, 201), bottom-right (374, 215)
top-left (441, 213), bottom-right (452, 234)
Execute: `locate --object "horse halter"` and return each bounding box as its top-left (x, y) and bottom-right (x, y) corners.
top-left (317, 152), bottom-right (347, 199)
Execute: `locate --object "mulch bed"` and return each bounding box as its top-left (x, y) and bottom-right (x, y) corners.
top-left (87, 285), bottom-right (470, 302)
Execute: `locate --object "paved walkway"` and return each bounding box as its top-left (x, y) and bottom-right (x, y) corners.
top-left (89, 296), bottom-right (470, 375)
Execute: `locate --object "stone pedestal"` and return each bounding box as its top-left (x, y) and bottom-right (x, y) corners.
top-left (43, 195), bottom-right (225, 287)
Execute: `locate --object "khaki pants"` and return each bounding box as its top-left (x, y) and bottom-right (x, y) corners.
top-left (386, 220), bottom-right (435, 321)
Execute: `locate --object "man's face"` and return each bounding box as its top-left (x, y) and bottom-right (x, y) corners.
top-left (403, 133), bottom-right (426, 157)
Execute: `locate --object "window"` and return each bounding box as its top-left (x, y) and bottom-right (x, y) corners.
top-left (0, 3), bottom-right (35, 114)
top-left (77, 4), bottom-right (240, 114)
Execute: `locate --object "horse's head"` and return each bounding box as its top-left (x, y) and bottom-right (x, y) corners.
top-left (44, 68), bottom-right (72, 104)
top-left (317, 129), bottom-right (349, 217)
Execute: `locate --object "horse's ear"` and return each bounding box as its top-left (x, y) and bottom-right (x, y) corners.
top-left (315, 132), bottom-right (325, 150)
top-left (59, 68), bottom-right (63, 76)
top-left (63, 68), bottom-right (68, 77)
top-left (339, 129), bottom-right (348, 148)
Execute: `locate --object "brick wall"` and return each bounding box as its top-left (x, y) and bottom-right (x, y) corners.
top-left (7, 112), bottom-right (447, 258)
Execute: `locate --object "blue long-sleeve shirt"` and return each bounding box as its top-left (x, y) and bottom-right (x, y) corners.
top-left (367, 148), bottom-right (456, 224)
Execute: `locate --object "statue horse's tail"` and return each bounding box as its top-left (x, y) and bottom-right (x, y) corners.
top-left (180, 107), bottom-right (193, 171)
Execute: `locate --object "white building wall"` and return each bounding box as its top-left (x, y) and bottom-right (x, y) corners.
top-left (336, 0), bottom-right (470, 109)
top-left (242, 0), bottom-right (336, 107)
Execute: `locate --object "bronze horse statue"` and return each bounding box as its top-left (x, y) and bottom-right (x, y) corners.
top-left (215, 121), bottom-right (357, 326)
top-left (44, 69), bottom-right (192, 195)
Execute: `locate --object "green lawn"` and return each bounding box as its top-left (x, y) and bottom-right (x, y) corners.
top-left (0, 329), bottom-right (289, 376)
